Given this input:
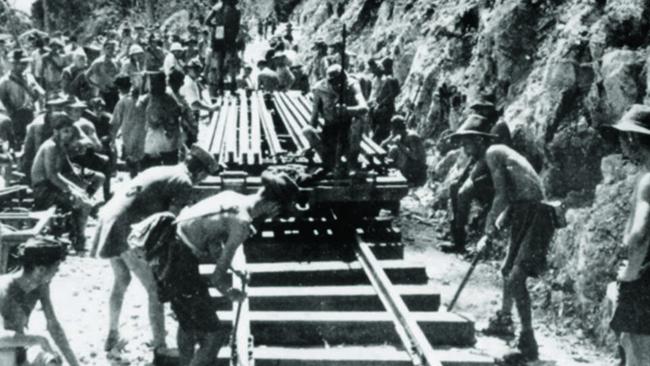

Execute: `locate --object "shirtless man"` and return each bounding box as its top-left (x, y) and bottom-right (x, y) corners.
top-left (92, 144), bottom-right (217, 353)
top-left (31, 112), bottom-right (94, 253)
top-left (608, 104), bottom-right (650, 366)
top-left (130, 171), bottom-right (299, 366)
top-left (450, 118), bottom-right (555, 361)
top-left (0, 237), bottom-right (80, 366)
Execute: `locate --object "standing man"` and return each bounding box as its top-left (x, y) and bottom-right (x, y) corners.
top-left (93, 145), bottom-right (217, 353)
top-left (609, 105), bottom-right (650, 366)
top-left (61, 50), bottom-right (88, 96)
top-left (0, 49), bottom-right (43, 150)
top-left (140, 71), bottom-right (183, 170)
top-left (369, 57), bottom-right (400, 143)
top-left (204, 0), bottom-right (241, 93)
top-left (256, 60), bottom-right (280, 92)
top-left (0, 238), bottom-right (80, 366)
top-left (86, 39), bottom-right (120, 111)
top-left (129, 171), bottom-right (298, 366)
top-left (304, 64), bottom-right (368, 177)
top-left (163, 42), bottom-right (185, 77)
top-left (308, 39), bottom-right (329, 86)
top-left (451, 118), bottom-right (555, 361)
top-left (111, 75), bottom-right (144, 177)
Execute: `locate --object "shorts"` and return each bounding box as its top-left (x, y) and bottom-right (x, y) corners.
top-left (145, 228), bottom-right (220, 332)
top-left (32, 181), bottom-right (73, 211)
top-left (611, 274), bottom-right (650, 334)
top-left (504, 201), bottom-right (555, 277)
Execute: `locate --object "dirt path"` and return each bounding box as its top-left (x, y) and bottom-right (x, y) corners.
top-left (400, 192), bottom-right (617, 366)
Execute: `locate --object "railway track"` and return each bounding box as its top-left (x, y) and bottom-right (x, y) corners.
top-left (175, 90), bottom-right (498, 365)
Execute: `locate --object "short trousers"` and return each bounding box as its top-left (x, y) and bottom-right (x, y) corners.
top-left (611, 274), bottom-right (650, 334)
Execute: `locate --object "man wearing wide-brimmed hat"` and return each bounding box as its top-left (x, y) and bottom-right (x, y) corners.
top-left (130, 169), bottom-right (298, 366)
top-left (86, 39), bottom-right (119, 111)
top-left (0, 237), bottom-right (81, 366)
top-left (440, 113), bottom-right (499, 254)
top-left (608, 104), bottom-right (650, 366)
top-left (0, 49), bottom-right (43, 149)
top-left (448, 113), bottom-right (554, 361)
top-left (91, 143), bottom-right (218, 354)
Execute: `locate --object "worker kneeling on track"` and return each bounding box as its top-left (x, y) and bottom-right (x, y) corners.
top-left (127, 170), bottom-right (299, 366)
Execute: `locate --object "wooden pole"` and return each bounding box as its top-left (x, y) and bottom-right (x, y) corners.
top-left (42, 0), bottom-right (50, 32)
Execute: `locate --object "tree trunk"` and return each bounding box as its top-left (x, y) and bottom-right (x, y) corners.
top-left (145, 0), bottom-right (154, 25)
top-left (42, 0), bottom-right (50, 32)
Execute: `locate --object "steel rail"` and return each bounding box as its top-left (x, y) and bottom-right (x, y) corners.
top-left (272, 92), bottom-right (309, 150)
top-left (230, 248), bottom-right (251, 366)
top-left (256, 93), bottom-right (283, 158)
top-left (223, 97), bottom-right (240, 164)
top-left (238, 91), bottom-right (251, 165)
top-left (250, 93), bottom-right (263, 165)
top-left (355, 235), bottom-right (442, 366)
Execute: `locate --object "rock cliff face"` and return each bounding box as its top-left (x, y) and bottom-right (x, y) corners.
top-left (263, 0), bottom-right (650, 345)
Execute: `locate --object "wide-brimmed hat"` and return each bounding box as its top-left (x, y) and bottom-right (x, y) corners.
top-left (66, 96), bottom-right (87, 109)
top-left (190, 144), bottom-right (219, 174)
top-left (261, 171), bottom-right (299, 204)
top-left (45, 94), bottom-right (71, 108)
top-left (170, 42), bottom-right (184, 52)
top-left (608, 104), bottom-right (650, 136)
top-left (449, 114), bottom-right (498, 140)
top-left (467, 95), bottom-right (497, 117)
top-left (312, 39), bottom-right (327, 49)
top-left (17, 237), bottom-right (67, 266)
top-left (128, 44), bottom-right (144, 56)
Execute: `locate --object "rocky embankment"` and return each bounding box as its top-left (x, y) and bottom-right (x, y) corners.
top-left (265, 0), bottom-right (650, 348)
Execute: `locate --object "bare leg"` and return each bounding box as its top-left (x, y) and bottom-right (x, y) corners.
top-left (189, 330), bottom-right (224, 366)
top-left (507, 265), bottom-right (531, 331)
top-left (122, 249), bottom-right (166, 348)
top-left (177, 327), bottom-right (196, 366)
top-left (108, 258), bottom-right (132, 344)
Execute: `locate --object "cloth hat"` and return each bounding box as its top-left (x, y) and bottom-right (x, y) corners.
top-left (468, 95), bottom-right (496, 116)
top-left (609, 104), bottom-right (650, 136)
top-left (89, 97), bottom-right (106, 109)
top-left (449, 114), bottom-right (498, 140)
top-left (326, 64), bottom-right (343, 78)
top-left (170, 42), bottom-right (185, 52)
top-left (50, 111), bottom-right (74, 129)
top-left (17, 237), bottom-right (67, 267)
top-left (312, 39), bottom-right (327, 49)
top-left (45, 94), bottom-right (71, 108)
top-left (381, 57), bottom-right (393, 71)
top-left (49, 38), bottom-right (64, 49)
top-left (128, 44), bottom-right (144, 56)
top-left (190, 144), bottom-right (219, 174)
top-left (9, 49), bottom-right (31, 63)
top-left (187, 57), bottom-right (203, 70)
top-left (66, 96), bottom-right (87, 109)
top-left (261, 171), bottom-right (299, 204)
top-left (134, 23), bottom-right (145, 29)
top-left (391, 114), bottom-right (406, 130)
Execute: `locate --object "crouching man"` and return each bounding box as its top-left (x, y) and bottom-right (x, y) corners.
top-left (450, 120), bottom-right (555, 361)
top-left (0, 237), bottom-right (80, 366)
top-left (128, 170), bottom-right (299, 366)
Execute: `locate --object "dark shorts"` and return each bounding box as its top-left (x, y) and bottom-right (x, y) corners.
top-left (145, 226), bottom-right (220, 333)
top-left (611, 274), bottom-right (650, 334)
top-left (506, 201), bottom-right (555, 277)
top-left (32, 181), bottom-right (73, 210)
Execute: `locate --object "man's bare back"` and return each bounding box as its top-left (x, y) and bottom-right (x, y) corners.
top-left (486, 144), bottom-right (544, 203)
